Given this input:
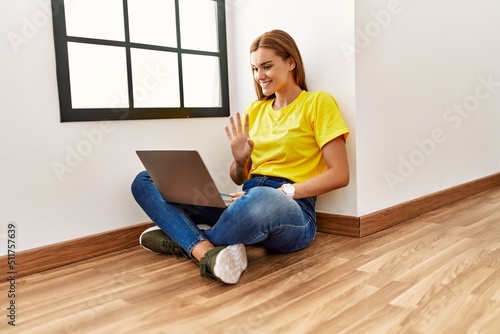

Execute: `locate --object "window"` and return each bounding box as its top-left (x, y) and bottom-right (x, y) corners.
top-left (51, 0), bottom-right (229, 122)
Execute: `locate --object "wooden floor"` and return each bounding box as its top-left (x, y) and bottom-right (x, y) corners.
top-left (2, 186), bottom-right (500, 333)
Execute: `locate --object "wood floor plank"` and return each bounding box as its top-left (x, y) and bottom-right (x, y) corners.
top-left (205, 265), bottom-right (377, 333)
top-left (397, 266), bottom-right (496, 333)
top-left (472, 268), bottom-right (500, 301)
top-left (341, 220), bottom-right (442, 260)
top-left (467, 301), bottom-right (500, 334)
top-left (357, 230), bottom-right (466, 287)
top-left (310, 280), bottom-right (413, 333)
top-left (340, 304), bottom-right (414, 334)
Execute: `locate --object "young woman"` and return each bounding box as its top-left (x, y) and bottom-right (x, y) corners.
top-left (132, 30), bottom-right (349, 284)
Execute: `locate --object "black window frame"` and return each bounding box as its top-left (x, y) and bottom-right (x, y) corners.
top-left (51, 0), bottom-right (230, 122)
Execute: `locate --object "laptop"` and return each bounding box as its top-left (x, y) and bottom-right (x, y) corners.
top-left (136, 150), bottom-right (233, 208)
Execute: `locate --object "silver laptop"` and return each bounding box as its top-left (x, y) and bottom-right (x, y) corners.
top-left (136, 150), bottom-right (233, 208)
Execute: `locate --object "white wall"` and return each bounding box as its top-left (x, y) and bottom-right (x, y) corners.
top-left (226, 0), bottom-right (357, 215)
top-left (355, 0), bottom-right (500, 215)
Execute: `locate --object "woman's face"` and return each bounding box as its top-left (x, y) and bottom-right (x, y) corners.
top-left (251, 47), bottom-right (295, 97)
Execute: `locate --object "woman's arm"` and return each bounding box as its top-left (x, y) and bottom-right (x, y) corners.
top-left (229, 158), bottom-right (252, 185)
top-left (284, 135), bottom-right (349, 199)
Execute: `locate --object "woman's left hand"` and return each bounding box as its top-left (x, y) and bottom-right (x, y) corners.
top-left (230, 191), bottom-right (246, 201)
top-left (225, 113), bottom-right (254, 166)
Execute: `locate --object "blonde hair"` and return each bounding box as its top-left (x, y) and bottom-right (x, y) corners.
top-left (250, 30), bottom-right (308, 100)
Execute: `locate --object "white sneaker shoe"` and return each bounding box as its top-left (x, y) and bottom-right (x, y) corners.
top-left (199, 244), bottom-right (247, 284)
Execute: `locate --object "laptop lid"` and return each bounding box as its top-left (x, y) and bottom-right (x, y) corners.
top-left (136, 150), bottom-right (231, 208)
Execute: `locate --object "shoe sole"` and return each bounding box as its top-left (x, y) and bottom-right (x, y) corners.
top-left (139, 226), bottom-right (163, 253)
top-left (213, 244), bottom-right (247, 284)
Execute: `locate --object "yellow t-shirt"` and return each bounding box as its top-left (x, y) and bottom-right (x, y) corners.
top-left (244, 90), bottom-right (349, 183)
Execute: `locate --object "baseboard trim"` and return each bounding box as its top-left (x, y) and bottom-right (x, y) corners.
top-left (315, 213), bottom-right (360, 237)
top-left (358, 173), bottom-right (500, 237)
top-left (1, 222), bottom-right (155, 280)
top-left (3, 173), bottom-right (499, 279)
top-left (317, 172), bottom-right (500, 238)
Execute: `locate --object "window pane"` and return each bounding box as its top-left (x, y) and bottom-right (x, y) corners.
top-left (128, 0), bottom-right (177, 47)
top-left (179, 0), bottom-right (219, 52)
top-left (182, 54), bottom-right (221, 108)
top-left (64, 0), bottom-right (125, 41)
top-left (67, 42), bottom-right (128, 108)
top-left (131, 49), bottom-right (180, 108)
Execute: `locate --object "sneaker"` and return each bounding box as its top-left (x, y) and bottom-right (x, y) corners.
top-left (199, 244), bottom-right (247, 284)
top-left (139, 226), bottom-right (189, 258)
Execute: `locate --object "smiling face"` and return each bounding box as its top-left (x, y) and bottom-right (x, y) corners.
top-left (250, 47), bottom-right (296, 97)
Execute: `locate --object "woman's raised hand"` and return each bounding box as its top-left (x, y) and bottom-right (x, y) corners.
top-left (225, 112), bottom-right (254, 165)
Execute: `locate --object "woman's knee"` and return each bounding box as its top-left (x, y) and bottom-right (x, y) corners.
top-left (131, 171), bottom-right (150, 199)
top-left (243, 186), bottom-right (300, 219)
top-left (247, 186), bottom-right (293, 204)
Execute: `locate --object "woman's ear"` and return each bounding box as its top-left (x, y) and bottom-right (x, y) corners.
top-left (288, 57), bottom-right (296, 71)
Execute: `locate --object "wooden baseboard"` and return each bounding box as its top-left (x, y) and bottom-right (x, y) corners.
top-left (3, 173), bottom-right (498, 279)
top-left (316, 213), bottom-right (360, 237)
top-left (0, 222), bottom-right (155, 280)
top-left (317, 172), bottom-right (500, 238)
top-left (358, 173), bottom-right (500, 237)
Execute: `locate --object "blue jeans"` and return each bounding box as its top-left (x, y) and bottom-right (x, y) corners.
top-left (131, 171), bottom-right (317, 257)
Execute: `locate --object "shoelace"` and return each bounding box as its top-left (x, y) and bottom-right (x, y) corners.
top-left (199, 257), bottom-right (216, 280)
top-left (162, 237), bottom-right (189, 258)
